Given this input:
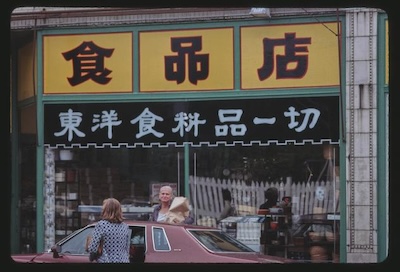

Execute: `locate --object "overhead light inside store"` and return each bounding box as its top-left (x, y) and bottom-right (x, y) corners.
top-left (249, 8), bottom-right (271, 18)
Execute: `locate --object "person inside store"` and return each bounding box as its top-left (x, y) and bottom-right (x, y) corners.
top-left (150, 185), bottom-right (194, 224)
top-left (258, 187), bottom-right (280, 256)
top-left (88, 197), bottom-right (131, 263)
top-left (217, 188), bottom-right (236, 223)
top-left (259, 187), bottom-right (279, 210)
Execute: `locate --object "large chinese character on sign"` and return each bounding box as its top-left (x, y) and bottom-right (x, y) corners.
top-left (62, 41), bottom-right (114, 86)
top-left (43, 32), bottom-right (133, 94)
top-left (139, 28), bottom-right (234, 92)
top-left (258, 33), bottom-right (311, 80)
top-left (241, 22), bottom-right (340, 89)
top-left (164, 36), bottom-right (209, 85)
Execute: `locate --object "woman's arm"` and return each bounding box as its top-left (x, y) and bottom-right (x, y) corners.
top-left (88, 224), bottom-right (102, 253)
top-left (87, 222), bottom-right (103, 261)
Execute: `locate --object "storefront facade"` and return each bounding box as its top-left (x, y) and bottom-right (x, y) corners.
top-left (9, 7), bottom-right (389, 263)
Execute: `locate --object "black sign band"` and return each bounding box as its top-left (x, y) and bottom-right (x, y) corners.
top-left (44, 96), bottom-right (339, 148)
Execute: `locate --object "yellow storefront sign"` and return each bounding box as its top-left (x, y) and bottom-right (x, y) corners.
top-left (240, 22), bottom-right (340, 89)
top-left (43, 32), bottom-right (133, 94)
top-left (139, 28), bottom-right (234, 92)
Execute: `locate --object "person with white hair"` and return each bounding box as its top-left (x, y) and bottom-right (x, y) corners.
top-left (150, 185), bottom-right (194, 224)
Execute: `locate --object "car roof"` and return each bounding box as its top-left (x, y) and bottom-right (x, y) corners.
top-left (87, 220), bottom-right (218, 230)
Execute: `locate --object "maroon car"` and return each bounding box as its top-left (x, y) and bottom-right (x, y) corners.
top-left (11, 220), bottom-right (292, 263)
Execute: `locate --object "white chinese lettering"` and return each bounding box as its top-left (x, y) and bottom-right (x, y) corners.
top-left (54, 108), bottom-right (86, 141)
top-left (215, 109), bottom-right (247, 136)
top-left (253, 116), bottom-right (276, 125)
top-left (284, 106), bottom-right (320, 132)
top-left (130, 107), bottom-right (164, 138)
top-left (91, 110), bottom-right (122, 139)
top-left (172, 112), bottom-right (206, 137)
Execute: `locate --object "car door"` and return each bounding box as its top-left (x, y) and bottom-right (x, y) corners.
top-left (145, 225), bottom-right (211, 263)
top-left (129, 225), bottom-right (146, 262)
top-left (143, 226), bottom-right (172, 263)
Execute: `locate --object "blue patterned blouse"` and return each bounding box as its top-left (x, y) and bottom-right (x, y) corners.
top-left (88, 220), bottom-right (130, 263)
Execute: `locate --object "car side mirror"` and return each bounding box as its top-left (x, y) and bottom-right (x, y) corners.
top-left (50, 244), bottom-right (61, 258)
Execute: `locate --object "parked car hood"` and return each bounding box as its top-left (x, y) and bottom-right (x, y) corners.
top-left (11, 253), bottom-right (38, 263)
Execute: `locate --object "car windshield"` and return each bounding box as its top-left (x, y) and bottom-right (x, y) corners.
top-left (188, 230), bottom-right (255, 253)
top-left (56, 227), bottom-right (94, 254)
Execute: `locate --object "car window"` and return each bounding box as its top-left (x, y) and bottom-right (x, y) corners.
top-left (59, 227), bottom-right (94, 255)
top-left (189, 230), bottom-right (255, 253)
top-left (130, 226), bottom-right (146, 245)
top-left (152, 227), bottom-right (170, 251)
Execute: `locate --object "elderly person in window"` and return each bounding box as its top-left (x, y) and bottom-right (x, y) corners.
top-left (150, 185), bottom-right (194, 224)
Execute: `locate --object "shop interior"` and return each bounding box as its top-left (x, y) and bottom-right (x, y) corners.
top-left (19, 143), bottom-right (340, 262)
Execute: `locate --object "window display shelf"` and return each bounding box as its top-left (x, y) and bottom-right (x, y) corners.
top-left (261, 214), bottom-right (291, 258)
top-left (54, 161), bottom-right (80, 239)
